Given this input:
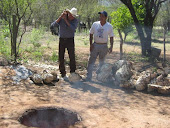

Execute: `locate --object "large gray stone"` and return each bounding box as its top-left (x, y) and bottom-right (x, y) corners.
top-left (151, 47), bottom-right (161, 59)
top-left (96, 63), bottom-right (114, 83)
top-left (11, 65), bottom-right (33, 83)
top-left (31, 74), bottom-right (43, 84)
top-left (68, 72), bottom-right (81, 83)
top-left (135, 72), bottom-right (151, 91)
top-left (115, 64), bottom-right (133, 84)
top-left (112, 60), bottom-right (127, 75)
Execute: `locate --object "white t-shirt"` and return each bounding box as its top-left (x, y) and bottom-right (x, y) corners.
top-left (90, 21), bottom-right (114, 43)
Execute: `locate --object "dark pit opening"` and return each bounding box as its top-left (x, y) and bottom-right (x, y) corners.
top-left (18, 107), bottom-right (81, 128)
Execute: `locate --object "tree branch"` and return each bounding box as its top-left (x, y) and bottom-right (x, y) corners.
top-left (14, 0), bottom-right (20, 18)
top-left (17, 2), bottom-right (33, 56)
top-left (20, 1), bottom-right (31, 19)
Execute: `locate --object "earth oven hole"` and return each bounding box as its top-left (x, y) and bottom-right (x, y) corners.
top-left (18, 107), bottom-right (81, 128)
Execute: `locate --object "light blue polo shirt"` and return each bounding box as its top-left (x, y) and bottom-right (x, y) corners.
top-left (57, 18), bottom-right (78, 38)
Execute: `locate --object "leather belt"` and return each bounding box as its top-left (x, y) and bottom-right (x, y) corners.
top-left (95, 42), bottom-right (107, 44)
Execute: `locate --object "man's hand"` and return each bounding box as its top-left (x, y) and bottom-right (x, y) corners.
top-left (61, 11), bottom-right (67, 19)
top-left (56, 11), bottom-right (67, 23)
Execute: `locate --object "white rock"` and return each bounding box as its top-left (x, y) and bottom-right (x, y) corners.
top-left (135, 76), bottom-right (146, 91)
top-left (112, 60), bottom-right (127, 75)
top-left (43, 73), bottom-right (54, 84)
top-left (51, 71), bottom-right (58, 81)
top-left (97, 63), bottom-right (113, 83)
top-left (115, 64), bottom-right (133, 84)
top-left (114, 60), bottom-right (127, 69)
top-left (31, 74), bottom-right (43, 84)
top-left (147, 84), bottom-right (162, 92)
top-left (158, 86), bottom-right (170, 94)
top-left (135, 73), bottom-right (151, 91)
top-left (68, 72), bottom-right (81, 83)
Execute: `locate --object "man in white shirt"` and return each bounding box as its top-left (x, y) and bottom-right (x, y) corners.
top-left (85, 11), bottom-right (114, 81)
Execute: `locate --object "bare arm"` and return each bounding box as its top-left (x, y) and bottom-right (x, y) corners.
top-left (90, 34), bottom-right (94, 52)
top-left (108, 37), bottom-right (114, 53)
top-left (63, 15), bottom-right (70, 27)
top-left (56, 12), bottom-right (65, 23)
top-left (56, 11), bottom-right (70, 26)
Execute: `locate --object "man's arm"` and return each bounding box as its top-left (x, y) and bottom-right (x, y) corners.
top-left (63, 16), bottom-right (70, 27)
top-left (108, 37), bottom-right (114, 53)
top-left (56, 11), bottom-right (69, 25)
top-left (90, 34), bottom-right (94, 52)
top-left (56, 13), bottom-right (64, 23)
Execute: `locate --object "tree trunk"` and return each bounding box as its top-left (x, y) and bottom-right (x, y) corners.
top-left (118, 29), bottom-right (124, 59)
top-left (87, 17), bottom-right (91, 29)
top-left (78, 15), bottom-right (81, 32)
top-left (134, 23), bottom-right (147, 55)
top-left (12, 15), bottom-right (17, 62)
top-left (124, 1), bottom-right (147, 55)
top-left (120, 0), bottom-right (156, 56)
top-left (163, 26), bottom-right (167, 62)
top-left (168, 20), bottom-right (170, 31)
top-left (144, 25), bottom-right (153, 56)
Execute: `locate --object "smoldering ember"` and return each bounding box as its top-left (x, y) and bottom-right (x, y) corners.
top-left (0, 55), bottom-right (170, 128)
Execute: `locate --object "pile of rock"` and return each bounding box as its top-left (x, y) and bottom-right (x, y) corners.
top-left (97, 60), bottom-right (170, 95)
top-left (30, 70), bottom-right (59, 84)
top-left (97, 60), bottom-right (133, 84)
top-left (31, 71), bottom-right (82, 84)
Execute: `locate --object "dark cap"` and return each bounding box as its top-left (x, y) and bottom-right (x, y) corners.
top-left (98, 11), bottom-right (107, 17)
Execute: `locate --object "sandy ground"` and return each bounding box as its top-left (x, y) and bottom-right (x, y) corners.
top-left (0, 74), bottom-right (170, 127)
top-left (0, 76), bottom-right (170, 128)
top-left (0, 52), bottom-right (170, 128)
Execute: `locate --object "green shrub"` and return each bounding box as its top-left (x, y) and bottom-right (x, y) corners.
top-left (25, 46), bottom-right (34, 53)
top-left (29, 28), bottom-right (44, 48)
top-left (0, 34), bottom-right (10, 57)
top-left (2, 25), bottom-right (10, 37)
top-left (32, 51), bottom-right (43, 61)
top-left (51, 52), bottom-right (58, 62)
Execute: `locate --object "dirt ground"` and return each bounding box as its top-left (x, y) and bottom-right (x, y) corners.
top-left (0, 51), bottom-right (170, 128)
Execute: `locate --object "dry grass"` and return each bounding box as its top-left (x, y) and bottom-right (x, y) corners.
top-left (19, 30), bottom-right (170, 65)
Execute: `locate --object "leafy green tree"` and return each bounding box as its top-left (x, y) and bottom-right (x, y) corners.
top-left (119, 0), bottom-right (168, 56)
top-left (31, 0), bottom-right (103, 29)
top-left (111, 6), bottom-right (133, 59)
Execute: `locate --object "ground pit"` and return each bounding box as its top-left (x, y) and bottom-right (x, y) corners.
top-left (18, 107), bottom-right (81, 128)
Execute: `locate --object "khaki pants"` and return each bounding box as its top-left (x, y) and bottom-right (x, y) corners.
top-left (86, 42), bottom-right (108, 79)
